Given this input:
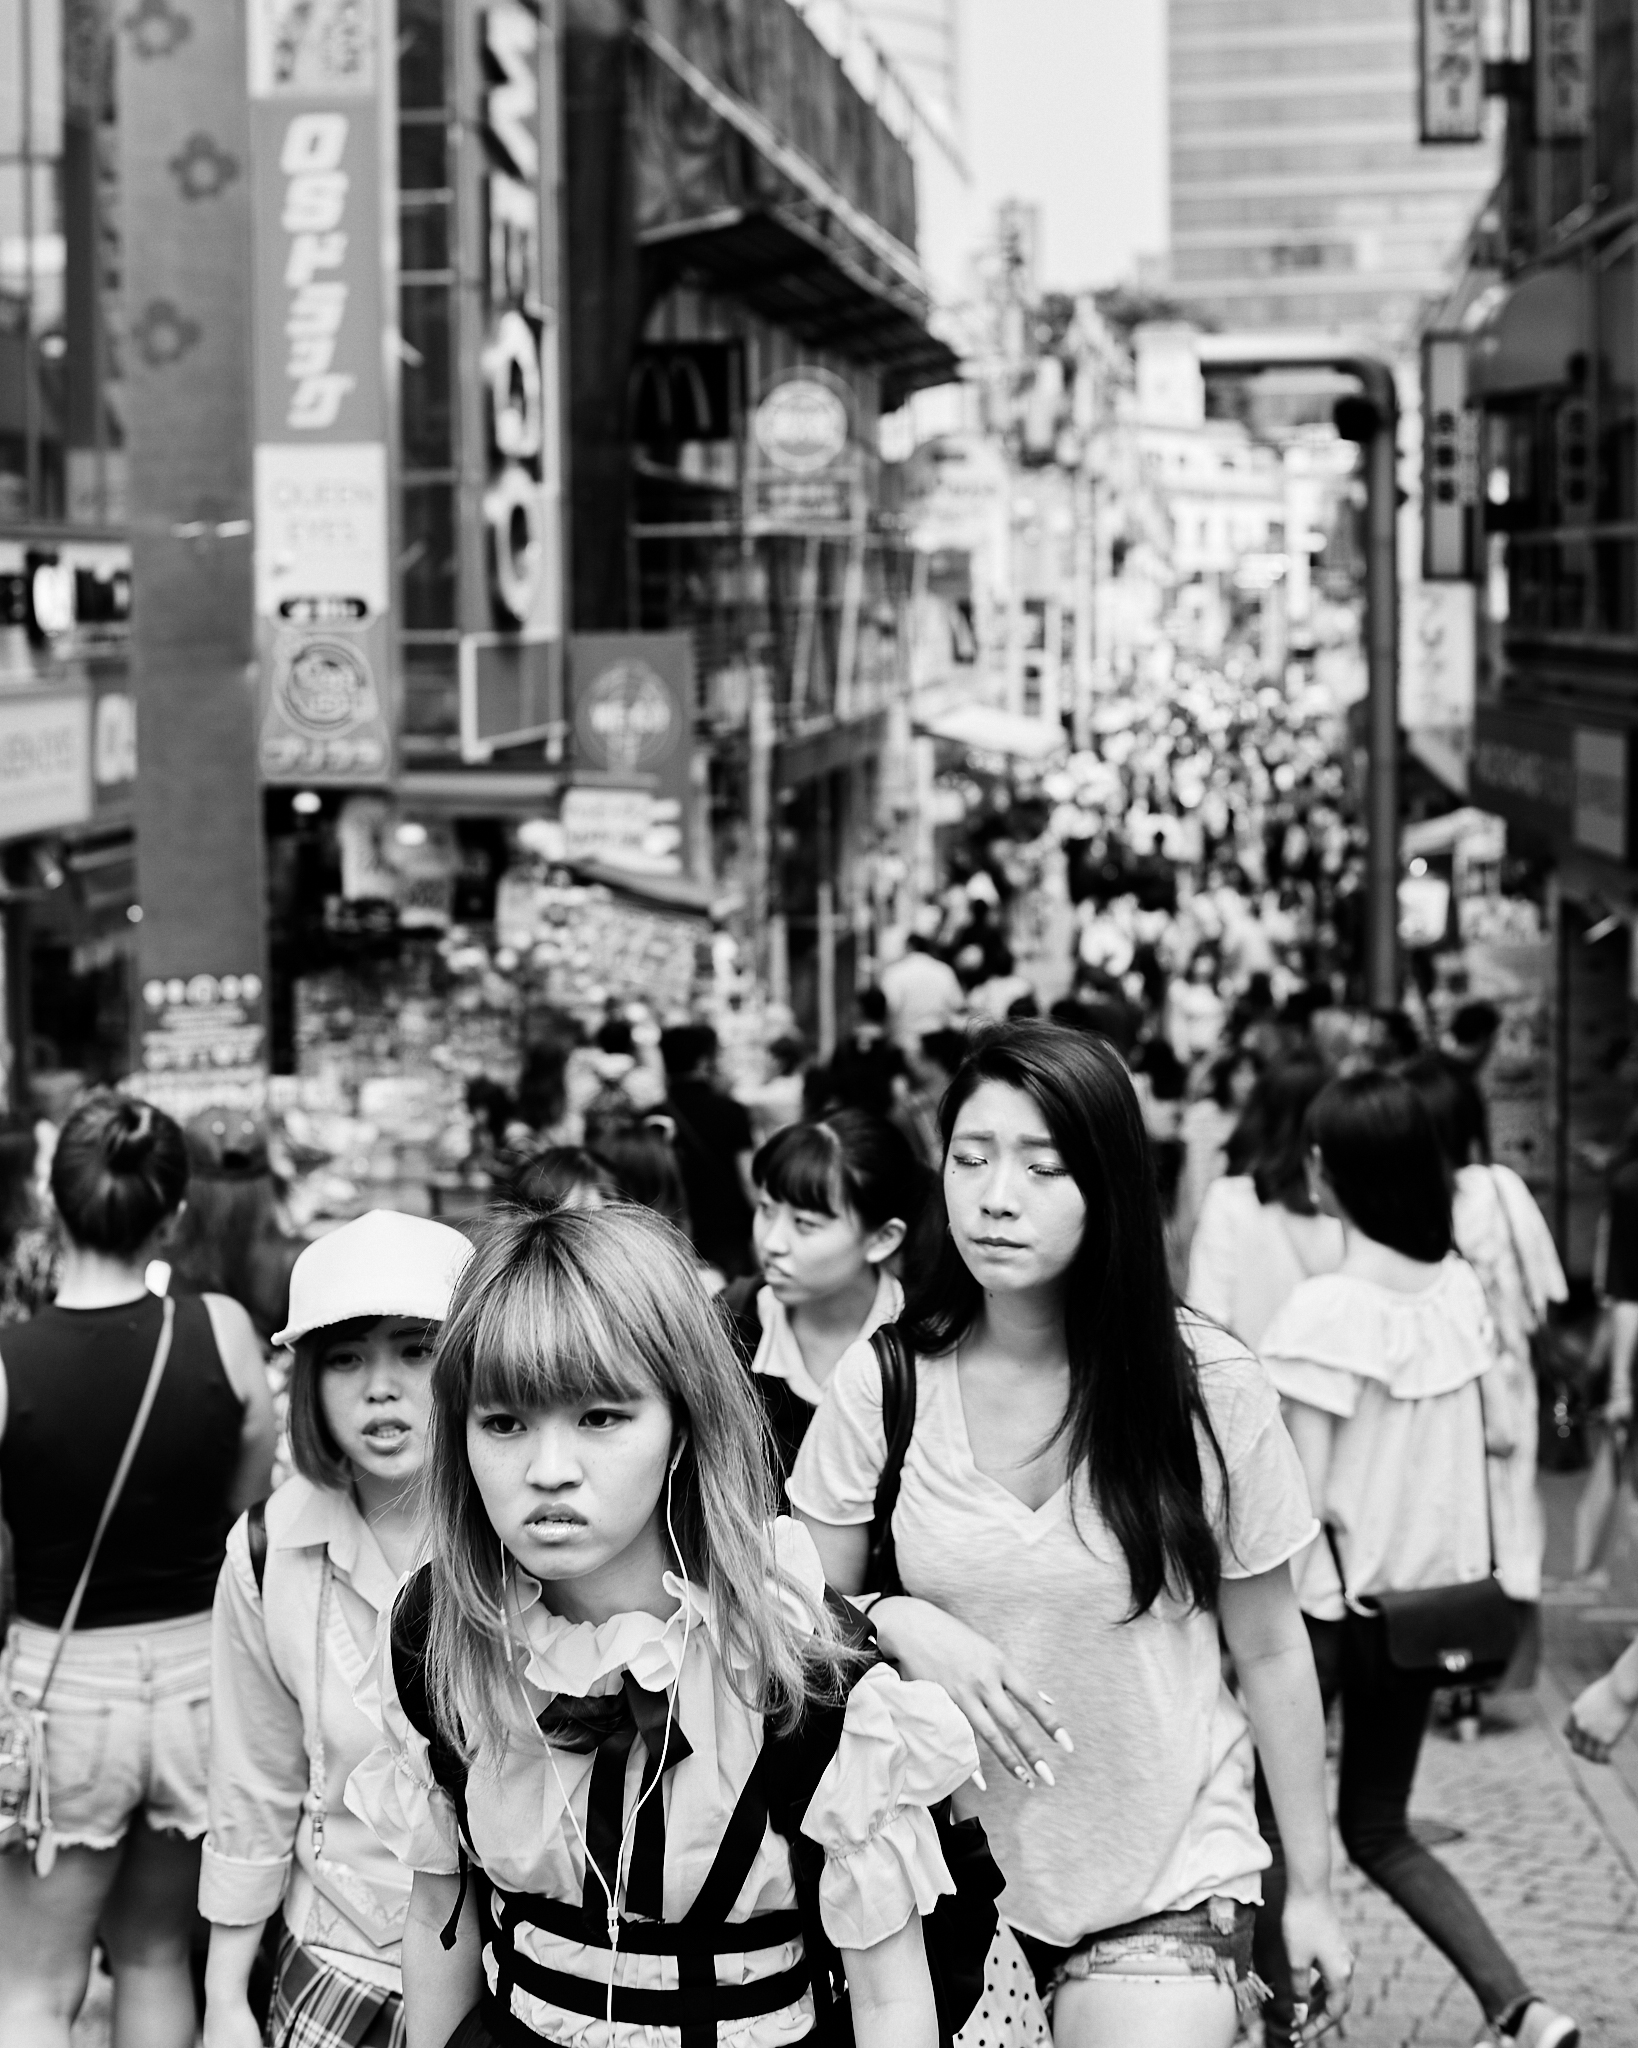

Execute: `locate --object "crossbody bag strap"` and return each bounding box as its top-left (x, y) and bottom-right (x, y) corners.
top-left (35, 1295), bottom-right (175, 1705)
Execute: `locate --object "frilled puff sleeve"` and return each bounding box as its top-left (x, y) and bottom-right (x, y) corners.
top-left (342, 1606), bottom-right (463, 1878)
top-left (799, 1662), bottom-right (977, 1953)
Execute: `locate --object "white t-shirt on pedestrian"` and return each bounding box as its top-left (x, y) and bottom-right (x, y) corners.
top-left (1258, 1257), bottom-right (1498, 1622)
top-left (788, 1313), bottom-right (1318, 1946)
top-left (1186, 1177), bottom-right (1345, 1350)
top-left (879, 950), bottom-right (964, 1047)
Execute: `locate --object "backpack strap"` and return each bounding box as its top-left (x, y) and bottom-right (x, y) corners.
top-left (390, 1566), bottom-right (479, 1949)
top-left (246, 1498), bottom-right (269, 1597)
top-left (867, 1323), bottom-right (917, 1595)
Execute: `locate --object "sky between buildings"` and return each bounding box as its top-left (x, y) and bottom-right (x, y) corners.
top-left (950, 0), bottom-right (1168, 294)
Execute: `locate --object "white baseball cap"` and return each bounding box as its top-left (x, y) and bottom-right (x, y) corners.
top-left (275, 1209), bottom-right (473, 1349)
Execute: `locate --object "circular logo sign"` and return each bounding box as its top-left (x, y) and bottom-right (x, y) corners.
top-left (277, 639), bottom-right (377, 734)
top-left (754, 377), bottom-right (850, 477)
top-left (576, 661), bottom-right (677, 776)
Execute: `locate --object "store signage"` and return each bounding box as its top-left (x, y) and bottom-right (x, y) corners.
top-left (0, 684), bottom-right (92, 841)
top-left (1423, 335), bottom-right (1477, 581)
top-left (1401, 582), bottom-right (1476, 737)
top-left (1534, 0), bottom-right (1591, 141)
top-left (1573, 728), bottom-right (1627, 860)
top-left (248, 0), bottom-right (392, 786)
top-left (482, 0), bottom-right (560, 632)
top-left (568, 633), bottom-right (697, 877)
top-left (749, 368), bottom-right (861, 532)
top-left (1419, 0), bottom-right (1484, 144)
top-left (138, 971), bottom-right (267, 1119)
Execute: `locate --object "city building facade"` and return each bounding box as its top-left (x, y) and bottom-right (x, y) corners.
top-left (1168, 0), bottom-right (1500, 340)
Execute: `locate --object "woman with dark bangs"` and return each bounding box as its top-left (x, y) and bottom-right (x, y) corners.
top-left (348, 1203), bottom-right (980, 2048)
top-left (791, 1023), bottom-right (1350, 2047)
top-left (727, 1112), bottom-right (928, 1476)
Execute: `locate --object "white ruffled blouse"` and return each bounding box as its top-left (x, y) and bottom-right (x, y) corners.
top-left (344, 1520), bottom-right (975, 2048)
top-left (1259, 1258), bottom-right (1499, 1621)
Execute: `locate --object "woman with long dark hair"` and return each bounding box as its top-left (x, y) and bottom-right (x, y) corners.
top-left (1256, 1070), bottom-right (1578, 2048)
top-left (791, 1022), bottom-right (1350, 2047)
top-left (1186, 1056), bottom-right (1343, 1348)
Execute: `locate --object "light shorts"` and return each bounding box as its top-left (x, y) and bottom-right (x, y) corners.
top-left (1016, 1897), bottom-right (1269, 2017)
top-left (1, 1609), bottom-right (214, 1851)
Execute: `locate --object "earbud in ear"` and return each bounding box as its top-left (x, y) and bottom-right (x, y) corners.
top-left (669, 1443), bottom-right (684, 1476)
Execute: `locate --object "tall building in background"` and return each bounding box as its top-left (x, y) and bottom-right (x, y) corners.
top-left (1167, 0), bottom-right (1499, 340)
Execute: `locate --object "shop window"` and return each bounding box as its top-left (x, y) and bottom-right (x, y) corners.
top-left (401, 481), bottom-right (456, 630)
top-left (400, 283), bottom-right (454, 470)
top-left (0, 0), bottom-right (120, 526)
top-left (401, 642), bottom-right (459, 739)
top-left (398, 0), bottom-right (447, 114)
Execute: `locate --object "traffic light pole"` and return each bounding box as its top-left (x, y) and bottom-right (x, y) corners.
top-left (1195, 338), bottom-right (1401, 1009)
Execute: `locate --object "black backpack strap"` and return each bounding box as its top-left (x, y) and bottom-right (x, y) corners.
top-left (246, 1498), bottom-right (270, 1597)
top-left (390, 1567), bottom-right (479, 1950)
top-left (866, 1324), bottom-right (917, 1595)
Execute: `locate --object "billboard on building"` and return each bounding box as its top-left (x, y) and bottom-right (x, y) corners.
top-left (748, 369), bottom-right (863, 535)
top-left (567, 634), bottom-right (698, 878)
top-left (248, 0), bottom-right (394, 785)
top-left (1534, 0), bottom-right (1591, 141)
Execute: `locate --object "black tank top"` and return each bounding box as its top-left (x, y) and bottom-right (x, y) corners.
top-left (0, 1292), bottom-right (244, 1627)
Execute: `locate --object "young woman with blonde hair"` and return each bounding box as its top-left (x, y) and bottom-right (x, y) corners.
top-left (349, 1203), bottom-right (982, 2048)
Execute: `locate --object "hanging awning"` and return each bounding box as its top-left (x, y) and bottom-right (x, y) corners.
top-left (640, 207), bottom-right (960, 406)
top-left (914, 700), bottom-right (1067, 763)
top-left (1469, 266), bottom-right (1589, 398)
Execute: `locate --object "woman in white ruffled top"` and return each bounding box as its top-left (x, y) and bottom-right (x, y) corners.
top-left (346, 1203), bottom-right (977, 2048)
top-left (1254, 1070), bottom-right (1578, 2048)
top-left (1402, 1053), bottom-right (1566, 1621)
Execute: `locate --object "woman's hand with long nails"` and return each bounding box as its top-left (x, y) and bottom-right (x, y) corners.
top-left (870, 1595), bottom-right (1072, 1788)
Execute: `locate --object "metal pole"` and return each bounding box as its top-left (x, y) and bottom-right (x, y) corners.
top-left (1364, 408), bottom-right (1400, 1010)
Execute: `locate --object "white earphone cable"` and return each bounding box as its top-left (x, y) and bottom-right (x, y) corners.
top-left (536, 1451), bottom-right (691, 2031)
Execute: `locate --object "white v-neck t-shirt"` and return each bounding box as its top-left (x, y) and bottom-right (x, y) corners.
top-left (788, 1313), bottom-right (1317, 1946)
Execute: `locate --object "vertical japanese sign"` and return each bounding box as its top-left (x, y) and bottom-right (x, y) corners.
top-left (1423, 335), bottom-right (1477, 581)
top-left (248, 0), bottom-right (394, 784)
top-left (459, 1), bottom-right (566, 760)
top-left (1534, 0), bottom-right (1591, 141)
top-left (1420, 0), bottom-right (1484, 144)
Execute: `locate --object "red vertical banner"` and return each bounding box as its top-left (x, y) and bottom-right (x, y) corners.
top-left (248, 0), bottom-right (395, 783)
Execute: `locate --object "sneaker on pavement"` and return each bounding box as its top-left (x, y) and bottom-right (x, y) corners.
top-left (1509, 2004), bottom-right (1580, 2048)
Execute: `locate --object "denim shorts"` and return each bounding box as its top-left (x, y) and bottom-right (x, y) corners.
top-left (1016, 1896), bottom-right (1267, 2015)
top-left (1, 1610), bottom-right (213, 1850)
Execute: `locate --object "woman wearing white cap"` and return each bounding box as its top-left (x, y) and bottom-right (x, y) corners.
top-left (199, 1211), bottom-right (472, 2048)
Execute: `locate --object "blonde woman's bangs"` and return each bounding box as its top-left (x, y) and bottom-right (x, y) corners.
top-left (462, 1245), bottom-right (661, 1413)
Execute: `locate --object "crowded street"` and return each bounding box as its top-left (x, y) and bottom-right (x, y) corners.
top-left (6, 3), bottom-right (1638, 2047)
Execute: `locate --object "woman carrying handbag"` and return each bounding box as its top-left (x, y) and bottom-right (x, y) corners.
top-left (0, 1095), bottom-right (275, 2048)
top-left (1254, 1070), bottom-right (1577, 2048)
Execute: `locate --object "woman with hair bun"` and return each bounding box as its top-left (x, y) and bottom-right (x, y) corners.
top-left (0, 1092), bottom-right (276, 2048)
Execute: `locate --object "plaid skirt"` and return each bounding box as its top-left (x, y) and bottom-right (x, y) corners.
top-left (268, 1926), bottom-right (405, 2048)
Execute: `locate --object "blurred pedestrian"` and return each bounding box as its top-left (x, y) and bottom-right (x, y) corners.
top-left (0, 1095), bottom-right (276, 2048)
top-left (658, 1023), bottom-right (756, 1280)
top-left (818, 988), bottom-right (909, 1121)
top-left (900, 1027), bottom-right (967, 1171)
top-left (0, 1113), bottom-right (58, 1328)
top-left (793, 1023), bottom-right (1352, 2048)
top-left (199, 1213), bottom-right (470, 2048)
top-left (1404, 1054), bottom-right (1566, 1698)
top-left (584, 1110), bottom-right (691, 1241)
top-left (507, 1146), bottom-right (621, 1212)
top-left (968, 944), bottom-right (1034, 1025)
top-left (1173, 1042), bottom-right (1263, 1264)
top-left (1255, 1070), bottom-right (1578, 2048)
top-left (727, 1110), bottom-right (926, 1474)
top-left (1565, 1628), bottom-right (1638, 1763)
top-left (880, 919), bottom-right (964, 1053)
top-left (162, 1108), bottom-right (303, 1345)
top-left (1187, 1057), bottom-right (1343, 1349)
top-left (740, 1032), bottom-right (808, 1145)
